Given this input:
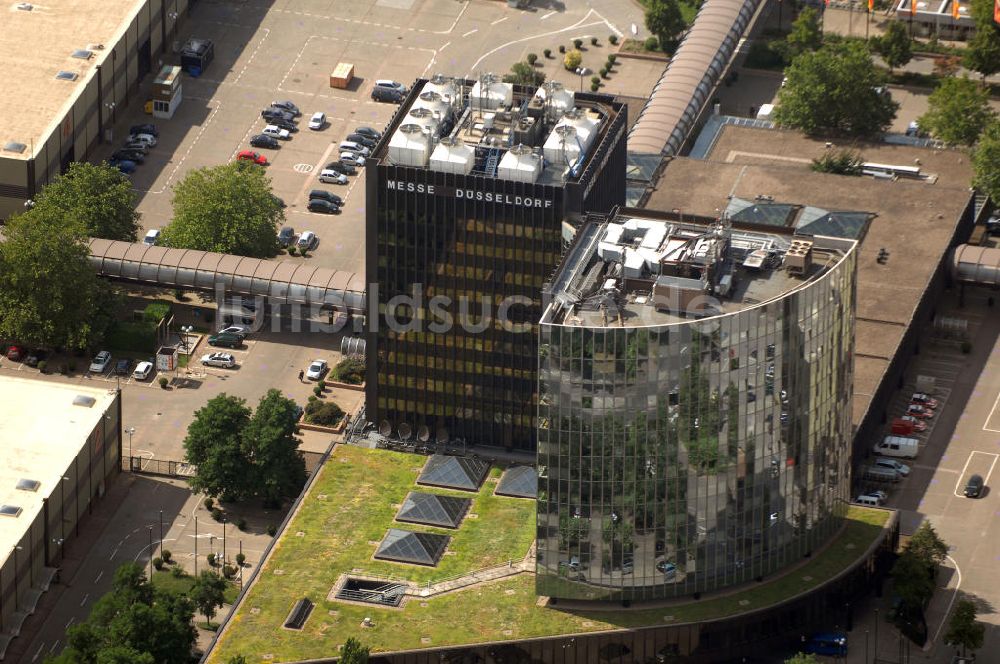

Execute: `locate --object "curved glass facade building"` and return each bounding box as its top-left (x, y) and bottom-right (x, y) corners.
top-left (536, 210), bottom-right (858, 601)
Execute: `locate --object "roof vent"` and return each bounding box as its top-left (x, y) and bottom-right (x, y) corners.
top-left (55, 71), bottom-right (79, 81)
top-left (72, 395), bottom-right (96, 407)
top-left (71, 49), bottom-right (94, 60)
top-left (3, 141), bottom-right (26, 153)
top-left (16, 479), bottom-right (40, 492)
top-left (87, 43), bottom-right (105, 50)
top-left (0, 505), bottom-right (23, 518)
top-left (16, 2), bottom-right (33, 10)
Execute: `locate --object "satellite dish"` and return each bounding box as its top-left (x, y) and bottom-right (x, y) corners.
top-left (417, 425), bottom-right (430, 442)
top-left (399, 422), bottom-right (413, 440)
top-left (379, 420), bottom-right (392, 437)
top-left (436, 427), bottom-right (449, 444)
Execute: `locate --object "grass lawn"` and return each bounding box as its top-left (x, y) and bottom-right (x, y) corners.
top-left (209, 447), bottom-right (889, 662)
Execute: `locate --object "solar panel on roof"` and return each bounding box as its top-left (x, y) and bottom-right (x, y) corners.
top-left (495, 466), bottom-right (537, 499)
top-left (416, 455), bottom-right (489, 492)
top-left (374, 529), bottom-right (450, 566)
top-left (396, 492), bottom-right (471, 529)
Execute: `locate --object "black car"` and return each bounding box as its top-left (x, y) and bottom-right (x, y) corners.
top-left (24, 349), bottom-right (48, 367)
top-left (262, 108), bottom-right (295, 124)
top-left (309, 190), bottom-right (344, 206)
top-left (278, 226), bottom-right (295, 246)
top-left (112, 150), bottom-right (145, 164)
top-left (250, 134), bottom-right (280, 149)
top-left (307, 199), bottom-right (340, 214)
top-left (354, 126), bottom-right (381, 140)
top-left (345, 133), bottom-right (375, 149)
top-left (371, 87), bottom-right (403, 103)
top-left (121, 141), bottom-right (148, 154)
top-left (114, 358), bottom-right (132, 375)
top-left (130, 123), bottom-right (158, 137)
top-left (271, 100), bottom-right (301, 116)
top-left (324, 160), bottom-right (355, 176)
top-left (965, 474), bottom-right (985, 498)
top-left (269, 116), bottom-right (298, 133)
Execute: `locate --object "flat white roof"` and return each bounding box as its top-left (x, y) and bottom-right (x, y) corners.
top-left (0, 377), bottom-right (117, 564)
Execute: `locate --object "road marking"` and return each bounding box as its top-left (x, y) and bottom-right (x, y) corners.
top-left (491, 16), bottom-right (508, 25)
top-left (462, 28), bottom-right (478, 37)
top-left (292, 140), bottom-right (341, 210)
top-left (66, 615), bottom-right (76, 629)
top-left (540, 10), bottom-right (557, 19)
top-left (914, 464), bottom-right (956, 473)
top-left (234, 28), bottom-right (270, 85)
top-left (32, 643), bottom-right (44, 662)
top-left (952, 451), bottom-right (999, 497)
top-left (49, 641), bottom-right (59, 653)
top-left (79, 594), bottom-right (89, 607)
top-left (293, 163), bottom-right (314, 173)
top-left (928, 555), bottom-right (963, 650)
top-left (94, 570), bottom-right (103, 584)
top-left (984, 389), bottom-right (1000, 432)
top-left (110, 547), bottom-right (119, 561)
top-left (136, 101), bottom-right (222, 196)
top-left (590, 7), bottom-right (624, 36)
top-left (466, 11), bottom-right (605, 74)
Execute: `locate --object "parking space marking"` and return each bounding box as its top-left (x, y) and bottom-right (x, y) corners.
top-left (491, 16), bottom-right (508, 25)
top-left (952, 451), bottom-right (999, 497)
top-left (984, 389), bottom-right (1000, 432)
top-left (462, 28), bottom-right (479, 37)
top-left (272, 0), bottom-right (468, 35)
top-left (540, 10), bottom-right (557, 19)
top-left (233, 28), bottom-right (270, 85)
top-left (929, 555), bottom-right (963, 650)
top-left (136, 101), bottom-right (222, 195)
top-left (292, 139), bottom-right (342, 209)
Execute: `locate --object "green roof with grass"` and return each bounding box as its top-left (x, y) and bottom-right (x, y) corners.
top-left (209, 446), bottom-right (891, 662)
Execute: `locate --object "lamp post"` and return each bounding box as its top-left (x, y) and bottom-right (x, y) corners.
top-left (194, 516), bottom-right (198, 575)
top-left (148, 527), bottom-right (153, 578)
top-left (222, 518), bottom-right (227, 568)
top-left (159, 510), bottom-right (164, 551)
top-left (126, 427), bottom-right (135, 469)
top-left (181, 325), bottom-right (193, 353)
top-left (574, 66), bottom-right (590, 92)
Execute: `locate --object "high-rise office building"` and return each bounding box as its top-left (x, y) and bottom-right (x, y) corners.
top-left (365, 75), bottom-right (626, 451)
top-left (536, 208), bottom-right (858, 601)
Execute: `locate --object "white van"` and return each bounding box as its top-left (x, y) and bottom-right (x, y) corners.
top-left (855, 494), bottom-right (882, 507)
top-left (143, 229), bottom-right (161, 246)
top-left (338, 141), bottom-right (369, 156)
top-left (873, 436), bottom-right (919, 459)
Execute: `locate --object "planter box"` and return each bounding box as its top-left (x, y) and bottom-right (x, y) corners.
top-left (324, 380), bottom-right (365, 392)
top-left (298, 418), bottom-right (347, 435)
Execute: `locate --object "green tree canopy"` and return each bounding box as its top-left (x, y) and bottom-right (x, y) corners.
top-left (918, 76), bottom-right (997, 145)
top-left (0, 209), bottom-right (116, 351)
top-left (891, 549), bottom-right (936, 611)
top-left (243, 389), bottom-right (307, 506)
top-left (184, 394), bottom-right (253, 501)
top-left (46, 563), bottom-right (196, 664)
top-left (645, 0), bottom-right (686, 48)
top-left (875, 20), bottom-right (913, 73)
top-left (503, 61), bottom-right (546, 87)
top-left (191, 570), bottom-right (229, 627)
top-left (226, 656), bottom-right (250, 664)
top-left (31, 162), bottom-right (141, 241)
top-left (340, 637), bottom-right (371, 664)
top-left (782, 7), bottom-right (822, 60)
top-left (774, 41), bottom-right (898, 137)
top-left (973, 121), bottom-right (1000, 202)
top-left (964, 22), bottom-right (1000, 81)
top-left (906, 521), bottom-right (950, 567)
top-left (945, 599), bottom-right (985, 656)
top-left (162, 162), bottom-right (283, 257)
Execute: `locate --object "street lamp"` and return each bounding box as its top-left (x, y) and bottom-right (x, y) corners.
top-left (574, 66), bottom-right (590, 92)
top-left (181, 325), bottom-right (193, 353)
top-left (126, 427), bottom-right (135, 468)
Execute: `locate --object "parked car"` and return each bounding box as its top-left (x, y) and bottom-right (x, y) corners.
top-left (261, 108), bottom-right (294, 124)
top-left (803, 632), bottom-right (848, 657)
top-left (6, 345), bottom-right (24, 361)
top-left (656, 560), bottom-right (677, 580)
top-left (307, 199), bottom-right (339, 214)
top-left (965, 474), bottom-right (985, 498)
top-left (278, 226), bottom-right (295, 247)
top-left (271, 100), bottom-right (301, 116)
top-left (236, 150), bottom-right (268, 166)
top-left (371, 86), bottom-right (403, 103)
top-left (906, 404), bottom-right (934, 419)
top-left (132, 361), bottom-right (154, 381)
top-left (143, 229), bottom-right (161, 246)
top-left (121, 140), bottom-right (149, 154)
top-left (308, 112), bottom-right (326, 130)
top-left (309, 190), bottom-right (343, 206)
top-left (24, 349), bottom-right (47, 367)
top-left (306, 358), bottom-right (328, 380)
top-left (855, 494), bottom-right (882, 507)
top-left (218, 324), bottom-right (251, 336)
top-left (297, 231), bottom-right (318, 249)
top-left (900, 415), bottom-right (927, 432)
top-left (114, 358), bottom-right (132, 376)
top-left (201, 352), bottom-right (237, 368)
top-left (324, 160), bottom-right (355, 176)
top-left (250, 134), bottom-right (280, 149)
top-left (262, 124), bottom-right (291, 140)
top-left (318, 169), bottom-right (348, 185)
top-left (873, 457), bottom-right (911, 477)
top-left (268, 116), bottom-right (298, 133)
top-left (910, 392), bottom-right (939, 408)
top-left (374, 79), bottom-right (407, 95)
top-left (130, 123), bottom-right (158, 137)
top-left (111, 159), bottom-right (137, 174)
top-left (338, 141), bottom-right (370, 156)
top-left (339, 152), bottom-right (366, 167)
top-left (208, 332), bottom-right (244, 348)
top-left (129, 133), bottom-right (157, 147)
top-left (354, 126), bottom-right (381, 140)
top-left (89, 350), bottom-right (112, 373)
top-left (112, 149), bottom-right (145, 164)
top-left (345, 133), bottom-right (375, 149)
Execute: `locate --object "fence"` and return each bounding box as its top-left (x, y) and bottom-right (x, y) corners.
top-left (121, 455), bottom-right (196, 478)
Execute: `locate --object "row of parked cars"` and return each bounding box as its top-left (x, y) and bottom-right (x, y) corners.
top-left (108, 124), bottom-right (159, 175)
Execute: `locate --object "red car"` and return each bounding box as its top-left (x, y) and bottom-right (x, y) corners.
top-left (236, 150), bottom-right (268, 166)
top-left (906, 404), bottom-right (934, 419)
top-left (910, 392), bottom-right (939, 409)
top-left (6, 345), bottom-right (24, 361)
top-left (900, 415), bottom-right (927, 432)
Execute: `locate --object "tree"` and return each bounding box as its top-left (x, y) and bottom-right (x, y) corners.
top-left (785, 654), bottom-right (820, 664)
top-left (945, 599), bottom-right (985, 657)
top-left (184, 394), bottom-right (253, 501)
top-left (906, 521), bottom-right (950, 569)
top-left (964, 23), bottom-right (1000, 81)
top-left (973, 121), bottom-right (1000, 202)
top-left (31, 162), bottom-right (141, 241)
top-left (811, 148), bottom-right (864, 175)
top-left (875, 21), bottom-right (912, 73)
top-left (242, 389), bottom-right (306, 506)
top-left (503, 61), bottom-right (546, 87)
top-left (782, 7), bottom-right (822, 60)
top-left (645, 0), bottom-right (686, 48)
top-left (774, 42), bottom-right (898, 137)
top-left (918, 76), bottom-right (997, 145)
top-left (563, 49), bottom-right (582, 70)
top-left (46, 563), bottom-right (196, 664)
top-left (226, 657), bottom-right (250, 664)
top-left (891, 549), bottom-right (936, 611)
top-left (190, 570), bottom-right (229, 627)
top-left (340, 637), bottom-right (370, 664)
top-left (162, 162), bottom-right (284, 257)
top-left (0, 209), bottom-right (115, 351)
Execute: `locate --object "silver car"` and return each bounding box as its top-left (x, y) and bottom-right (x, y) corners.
top-left (201, 352), bottom-right (237, 368)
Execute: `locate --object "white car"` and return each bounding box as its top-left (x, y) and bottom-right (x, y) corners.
top-left (143, 229), bottom-right (161, 246)
top-left (201, 352), bottom-right (237, 368)
top-left (262, 125), bottom-right (291, 140)
top-left (297, 231), bottom-right (317, 250)
top-left (318, 169), bottom-right (348, 184)
top-left (89, 350), bottom-right (112, 373)
top-left (132, 361), bottom-right (153, 380)
top-left (339, 152), bottom-right (366, 167)
top-left (308, 112), bottom-right (326, 130)
top-left (306, 359), bottom-right (328, 380)
top-left (218, 324), bottom-right (250, 336)
top-left (130, 133), bottom-right (157, 147)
